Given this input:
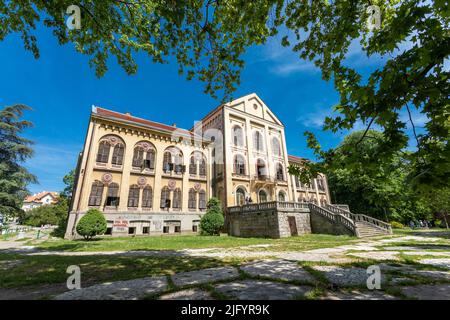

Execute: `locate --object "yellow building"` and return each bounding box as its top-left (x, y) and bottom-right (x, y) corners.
top-left (65, 93), bottom-right (331, 239)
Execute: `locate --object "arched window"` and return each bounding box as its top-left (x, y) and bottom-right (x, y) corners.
top-left (88, 181), bottom-right (104, 206)
top-left (253, 131), bottom-right (264, 151)
top-left (278, 191), bottom-right (286, 202)
top-left (232, 125), bottom-right (243, 147)
top-left (272, 137), bottom-right (281, 156)
top-left (111, 144), bottom-right (124, 165)
top-left (96, 141), bottom-right (110, 163)
top-left (258, 189), bottom-right (268, 203)
top-left (234, 155), bottom-right (246, 175)
top-left (189, 156), bottom-right (197, 175)
top-left (163, 151), bottom-right (172, 172)
top-left (256, 159), bottom-right (267, 179)
top-left (310, 196), bottom-right (317, 204)
top-left (236, 187), bottom-right (246, 206)
top-left (142, 186), bottom-right (153, 208)
top-left (199, 157), bottom-right (207, 176)
top-left (127, 185), bottom-right (140, 207)
top-left (276, 163), bottom-right (284, 181)
top-left (145, 149), bottom-right (156, 170)
top-left (106, 183), bottom-right (119, 206)
top-left (164, 147), bottom-right (184, 174)
top-left (160, 186), bottom-right (171, 208)
top-left (199, 190), bottom-right (207, 210)
top-left (188, 189), bottom-right (197, 209)
top-left (173, 188), bottom-right (182, 209)
top-left (132, 147), bottom-right (145, 167)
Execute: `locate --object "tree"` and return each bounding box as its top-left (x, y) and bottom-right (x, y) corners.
top-left (4, 1), bottom-right (448, 188)
top-left (0, 104), bottom-right (37, 220)
top-left (76, 209), bottom-right (107, 240)
top-left (427, 188), bottom-right (450, 229)
top-left (200, 197), bottom-right (224, 236)
top-left (61, 169), bottom-right (75, 200)
top-left (303, 130), bottom-right (433, 222)
top-left (21, 200), bottom-right (68, 227)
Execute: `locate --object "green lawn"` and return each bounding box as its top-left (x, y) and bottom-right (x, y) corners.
top-left (0, 252), bottom-right (244, 289)
top-left (35, 233), bottom-right (359, 252)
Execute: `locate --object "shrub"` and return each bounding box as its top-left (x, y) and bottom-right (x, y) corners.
top-left (390, 221), bottom-right (404, 229)
top-left (200, 212), bottom-right (224, 236)
top-left (76, 209), bottom-right (107, 240)
top-left (200, 198), bottom-right (224, 236)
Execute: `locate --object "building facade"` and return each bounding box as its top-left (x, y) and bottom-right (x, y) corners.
top-left (65, 93), bottom-right (331, 239)
top-left (23, 191), bottom-right (59, 212)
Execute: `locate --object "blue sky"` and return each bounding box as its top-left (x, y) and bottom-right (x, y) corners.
top-left (0, 22), bottom-right (427, 194)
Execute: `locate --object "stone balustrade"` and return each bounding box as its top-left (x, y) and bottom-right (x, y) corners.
top-left (228, 201), bottom-right (309, 214)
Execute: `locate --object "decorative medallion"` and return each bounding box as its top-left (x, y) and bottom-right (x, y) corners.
top-left (101, 173), bottom-right (113, 185)
top-left (193, 182), bottom-right (201, 192)
top-left (136, 141), bottom-right (154, 152)
top-left (168, 179), bottom-right (176, 190)
top-left (137, 176), bottom-right (147, 188)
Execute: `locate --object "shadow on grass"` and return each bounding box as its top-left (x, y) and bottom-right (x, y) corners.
top-left (0, 251), bottom-right (235, 290)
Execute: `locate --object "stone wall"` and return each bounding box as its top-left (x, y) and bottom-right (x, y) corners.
top-left (310, 212), bottom-right (354, 236)
top-left (229, 210), bottom-right (280, 238)
top-left (277, 211), bottom-right (311, 238)
top-left (228, 209), bottom-right (311, 239)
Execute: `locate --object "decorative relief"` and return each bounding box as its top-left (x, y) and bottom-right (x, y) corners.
top-left (100, 135), bottom-right (122, 146)
top-left (193, 182), bottom-right (201, 192)
top-left (101, 173), bottom-right (113, 185)
top-left (136, 141), bottom-right (154, 152)
top-left (137, 176), bottom-right (147, 188)
top-left (168, 179), bottom-right (176, 190)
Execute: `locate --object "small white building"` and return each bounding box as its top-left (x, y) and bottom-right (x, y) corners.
top-left (22, 191), bottom-right (59, 211)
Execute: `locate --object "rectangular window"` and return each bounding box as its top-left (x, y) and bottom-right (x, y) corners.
top-left (163, 226), bottom-right (169, 233)
top-left (192, 225), bottom-right (198, 232)
top-left (128, 227), bottom-right (136, 235)
top-left (142, 227), bottom-right (149, 234)
top-left (174, 226), bottom-right (181, 233)
top-left (105, 227), bottom-right (112, 235)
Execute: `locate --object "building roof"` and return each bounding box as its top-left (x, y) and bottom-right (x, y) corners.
top-left (24, 191), bottom-right (59, 203)
top-left (93, 106), bottom-right (193, 137)
top-left (288, 155), bottom-right (309, 164)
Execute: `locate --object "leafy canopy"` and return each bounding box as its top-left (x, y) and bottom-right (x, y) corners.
top-left (3, 1), bottom-right (448, 188)
top-left (319, 130), bottom-right (432, 223)
top-left (200, 197), bottom-right (224, 235)
top-left (0, 104), bottom-right (37, 219)
top-left (76, 208), bottom-right (107, 240)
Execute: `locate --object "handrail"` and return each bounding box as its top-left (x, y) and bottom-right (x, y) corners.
top-left (326, 204), bottom-right (392, 233)
top-left (309, 203), bottom-right (356, 234)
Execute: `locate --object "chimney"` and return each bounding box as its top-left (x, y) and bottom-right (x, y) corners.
top-left (172, 123), bottom-right (177, 128)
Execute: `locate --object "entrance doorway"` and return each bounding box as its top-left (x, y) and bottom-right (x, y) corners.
top-left (288, 216), bottom-right (298, 236)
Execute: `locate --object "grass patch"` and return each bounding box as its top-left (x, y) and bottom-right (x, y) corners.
top-left (36, 233), bottom-right (359, 253)
top-left (0, 252), bottom-right (246, 289)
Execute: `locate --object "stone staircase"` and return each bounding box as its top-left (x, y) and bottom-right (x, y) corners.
top-left (309, 203), bottom-right (392, 238)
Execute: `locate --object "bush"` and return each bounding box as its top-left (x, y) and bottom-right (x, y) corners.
top-left (390, 221), bottom-right (404, 229)
top-left (76, 209), bottom-right (107, 240)
top-left (200, 198), bottom-right (224, 236)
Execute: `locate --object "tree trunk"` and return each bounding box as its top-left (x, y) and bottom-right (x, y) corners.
top-left (443, 213), bottom-right (449, 229)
